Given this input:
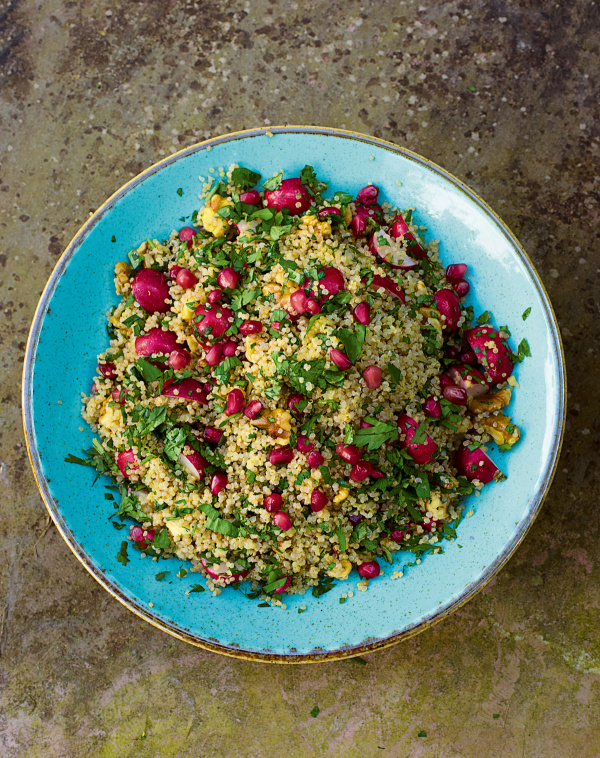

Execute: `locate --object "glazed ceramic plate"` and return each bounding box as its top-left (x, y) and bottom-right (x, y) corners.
top-left (23, 127), bottom-right (565, 662)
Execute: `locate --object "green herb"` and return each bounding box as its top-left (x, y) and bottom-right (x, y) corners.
top-left (518, 338), bottom-right (531, 360)
top-left (468, 85), bottom-right (477, 91)
top-left (117, 488), bottom-right (148, 522)
top-left (381, 545), bottom-right (393, 564)
top-left (111, 521), bottom-right (125, 530)
top-left (343, 424), bottom-right (354, 445)
top-left (116, 541), bottom-right (129, 566)
top-left (264, 577), bottom-right (288, 593)
top-left (136, 405), bottom-right (168, 436)
top-left (493, 714), bottom-right (500, 719)
top-left (163, 427), bottom-right (188, 462)
top-left (151, 528), bottom-right (171, 551)
top-left (350, 656), bottom-right (368, 665)
top-left (198, 502), bottom-right (239, 538)
top-left (406, 502), bottom-right (424, 522)
top-left (270, 224), bottom-right (292, 241)
top-left (128, 248), bottom-right (142, 268)
top-left (190, 583), bottom-right (205, 593)
top-left (262, 173), bottom-right (283, 191)
top-left (155, 571), bottom-right (167, 581)
top-left (288, 358), bottom-right (327, 394)
top-left (177, 187), bottom-right (183, 196)
top-left (333, 324), bottom-right (366, 363)
top-left (388, 362), bottom-right (402, 384)
top-left (522, 307), bottom-right (531, 320)
top-left (337, 526), bottom-right (347, 552)
top-left (177, 567), bottom-right (188, 578)
top-left (246, 469), bottom-right (256, 484)
top-left (310, 706), bottom-right (320, 718)
top-left (418, 730), bottom-right (427, 738)
top-left (231, 167), bottom-right (261, 190)
top-left (111, 235), bottom-right (116, 243)
top-left (476, 311), bottom-right (491, 325)
top-left (135, 358), bottom-right (163, 383)
top-left (333, 191), bottom-right (353, 204)
top-left (213, 356), bottom-right (242, 385)
top-left (353, 418), bottom-right (398, 451)
top-left (318, 465), bottom-right (332, 485)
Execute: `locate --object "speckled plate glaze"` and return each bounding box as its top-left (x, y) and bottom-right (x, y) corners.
top-left (23, 127), bottom-right (566, 662)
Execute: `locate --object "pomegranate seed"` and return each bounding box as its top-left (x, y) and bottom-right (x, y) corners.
top-left (287, 393), bottom-right (305, 414)
top-left (453, 279), bottom-right (470, 297)
top-left (356, 184), bottom-right (379, 206)
top-left (169, 264), bottom-right (182, 280)
top-left (271, 320), bottom-right (282, 331)
top-left (330, 348), bottom-right (353, 370)
top-left (244, 400), bottom-right (263, 419)
top-left (224, 388), bottom-right (245, 416)
top-left (210, 471), bottom-right (228, 495)
top-left (446, 345), bottom-right (461, 360)
top-left (273, 512), bottom-right (292, 531)
top-left (371, 468), bottom-right (385, 479)
top-left (217, 340), bottom-right (235, 359)
top-left (290, 289), bottom-right (308, 314)
top-left (390, 529), bottom-right (404, 543)
top-left (363, 365), bottom-right (382, 389)
top-left (307, 451), bottom-right (324, 468)
top-left (305, 297), bottom-right (321, 315)
top-left (238, 320), bottom-right (263, 335)
top-left (98, 361), bottom-right (116, 379)
top-left (350, 213), bottom-right (367, 237)
top-left (318, 206), bottom-right (341, 218)
top-left (111, 386), bottom-right (127, 404)
top-left (207, 288), bottom-right (223, 305)
top-left (319, 267), bottom-right (345, 296)
top-left (440, 373), bottom-right (455, 390)
top-left (443, 385), bottom-right (468, 405)
top-left (336, 444), bottom-right (361, 465)
top-left (297, 435), bottom-right (315, 452)
top-left (90, 382), bottom-right (98, 395)
top-left (350, 461), bottom-right (372, 482)
top-left (264, 493), bottom-right (283, 513)
top-left (178, 226), bottom-right (197, 248)
top-left (168, 349), bottom-right (190, 370)
top-left (357, 560), bottom-right (380, 579)
top-left (311, 490), bottom-right (328, 512)
top-left (353, 302), bottom-right (371, 325)
top-left (445, 263), bottom-right (468, 282)
top-left (422, 518), bottom-right (440, 533)
top-left (424, 396), bottom-right (442, 418)
top-left (460, 348), bottom-right (477, 365)
top-left (240, 190), bottom-right (261, 205)
top-left (217, 267), bottom-right (238, 289)
top-left (269, 447), bottom-right (294, 466)
top-left (130, 525), bottom-right (144, 542)
top-left (176, 268), bottom-right (198, 289)
top-left (203, 426), bottom-right (224, 444)
top-left (205, 342), bottom-right (223, 366)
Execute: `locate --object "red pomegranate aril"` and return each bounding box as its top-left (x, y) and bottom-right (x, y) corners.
top-left (240, 190), bottom-right (261, 205)
top-left (439, 373), bottom-right (455, 390)
top-left (176, 268), bottom-right (198, 289)
top-left (238, 320), bottom-right (263, 335)
top-left (225, 388), bottom-right (245, 416)
top-left (358, 560), bottom-right (380, 579)
top-left (244, 400), bottom-right (263, 419)
top-left (353, 302), bottom-right (371, 325)
top-left (269, 447), bottom-right (294, 466)
top-left (273, 512), bottom-right (292, 531)
top-left (336, 443), bottom-right (361, 465)
top-left (290, 289), bottom-right (308, 314)
top-left (179, 226), bottom-right (197, 248)
top-left (169, 264), bottom-right (182, 280)
top-left (350, 461), bottom-right (372, 482)
top-left (350, 212), bottom-right (367, 237)
top-left (211, 471), bottom-right (228, 495)
top-left (264, 493), bottom-right (283, 513)
top-left (98, 361), bottom-right (116, 379)
top-left (297, 435), bottom-right (315, 453)
top-left (221, 339), bottom-right (237, 357)
top-left (112, 386), bottom-right (127, 404)
top-left (205, 342), bottom-right (223, 366)
top-left (453, 279), bottom-right (470, 297)
top-left (318, 206), bottom-right (341, 218)
top-left (443, 385), bottom-right (468, 405)
top-left (129, 525), bottom-right (144, 542)
top-left (287, 393), bottom-right (305, 414)
top-left (356, 184), bottom-right (379, 206)
top-left (207, 288), bottom-right (223, 305)
top-left (446, 345), bottom-right (461, 360)
top-left (446, 263), bottom-right (468, 282)
top-left (117, 449), bottom-right (138, 478)
top-left (390, 529), bottom-right (404, 543)
top-left (305, 297), bottom-right (321, 315)
top-left (460, 348), bottom-right (477, 365)
top-left (307, 451), bottom-right (324, 468)
top-left (168, 349), bottom-right (190, 370)
top-left (203, 426), bottom-right (224, 444)
top-left (363, 365), bottom-right (382, 389)
top-left (371, 468), bottom-right (385, 479)
top-left (271, 320), bottom-right (282, 332)
top-left (216, 267), bottom-right (238, 290)
top-left (330, 348), bottom-right (353, 370)
top-left (424, 396), bottom-right (442, 418)
top-left (311, 490), bottom-right (328, 512)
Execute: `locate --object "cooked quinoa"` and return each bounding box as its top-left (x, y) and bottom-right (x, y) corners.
top-left (77, 165), bottom-right (522, 601)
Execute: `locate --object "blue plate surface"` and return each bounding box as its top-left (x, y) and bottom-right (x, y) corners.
top-left (23, 127), bottom-right (565, 662)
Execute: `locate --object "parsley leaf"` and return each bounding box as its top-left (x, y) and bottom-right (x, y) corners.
top-left (476, 310), bottom-right (491, 325)
top-left (231, 167), bottom-right (261, 190)
top-left (262, 173), bottom-right (283, 191)
top-left (135, 358), bottom-right (164, 383)
top-left (522, 307), bottom-right (532, 320)
top-left (310, 706), bottom-right (320, 718)
top-left (163, 427), bottom-right (188, 462)
top-left (353, 418), bottom-right (398, 450)
top-left (116, 541), bottom-right (129, 566)
top-left (333, 324), bottom-right (366, 363)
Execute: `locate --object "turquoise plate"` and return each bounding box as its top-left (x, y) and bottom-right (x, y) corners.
top-left (23, 127), bottom-right (566, 662)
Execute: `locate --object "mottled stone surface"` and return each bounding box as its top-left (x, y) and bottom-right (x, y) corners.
top-left (1, 0), bottom-right (599, 755)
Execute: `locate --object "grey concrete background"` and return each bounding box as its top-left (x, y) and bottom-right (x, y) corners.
top-left (1, 0), bottom-right (599, 756)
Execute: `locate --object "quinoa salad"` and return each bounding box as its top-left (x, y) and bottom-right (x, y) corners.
top-left (73, 165), bottom-right (527, 603)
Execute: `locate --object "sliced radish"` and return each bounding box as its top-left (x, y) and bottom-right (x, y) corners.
top-left (178, 450), bottom-right (208, 480)
top-left (448, 365), bottom-right (489, 398)
top-left (389, 214), bottom-right (427, 258)
top-left (369, 230), bottom-right (418, 270)
top-left (200, 558), bottom-right (249, 584)
top-left (162, 378), bottom-right (209, 404)
top-left (455, 444), bottom-right (503, 484)
top-left (397, 413), bottom-right (438, 464)
top-left (465, 325), bottom-right (514, 385)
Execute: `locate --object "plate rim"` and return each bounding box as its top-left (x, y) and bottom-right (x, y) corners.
top-left (22, 125), bottom-right (567, 663)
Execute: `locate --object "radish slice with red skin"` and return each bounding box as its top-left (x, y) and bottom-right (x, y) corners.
top-left (200, 558), bottom-right (249, 584)
top-left (367, 274), bottom-right (406, 303)
top-left (465, 325), bottom-right (514, 384)
top-left (178, 226), bottom-right (197, 248)
top-left (318, 267), bottom-right (345, 296)
top-left (162, 378), bottom-right (209, 404)
top-left (273, 576), bottom-right (291, 594)
top-left (135, 328), bottom-right (180, 356)
top-left (389, 214), bottom-right (427, 259)
top-left (433, 289), bottom-right (461, 332)
top-left (117, 449), bottom-right (139, 478)
top-left (264, 177), bottom-right (311, 215)
top-left (235, 218), bottom-right (260, 236)
top-left (448, 365), bottom-right (489, 397)
top-left (396, 413), bottom-right (438, 464)
top-left (132, 268), bottom-right (171, 313)
top-left (455, 445), bottom-right (503, 484)
top-left (193, 303), bottom-right (234, 346)
top-left (368, 230), bottom-right (418, 270)
top-left (178, 450), bottom-right (208, 480)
